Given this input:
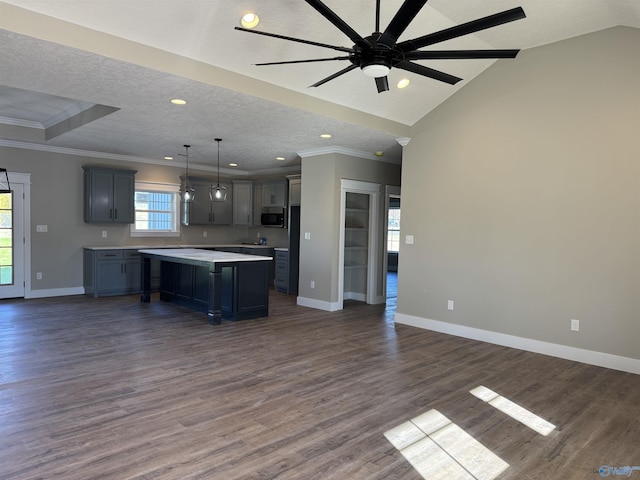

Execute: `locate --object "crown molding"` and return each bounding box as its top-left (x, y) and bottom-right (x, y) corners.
top-left (297, 145), bottom-right (401, 164)
top-left (0, 116), bottom-right (44, 129)
top-left (0, 139), bottom-right (302, 177)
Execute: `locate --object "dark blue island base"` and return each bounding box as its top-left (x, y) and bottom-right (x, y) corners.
top-left (140, 249), bottom-right (270, 324)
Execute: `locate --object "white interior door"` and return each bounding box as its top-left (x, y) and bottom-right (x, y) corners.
top-left (0, 183), bottom-right (25, 299)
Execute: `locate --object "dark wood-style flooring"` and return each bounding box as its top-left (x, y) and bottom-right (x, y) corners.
top-left (1, 288), bottom-right (638, 479)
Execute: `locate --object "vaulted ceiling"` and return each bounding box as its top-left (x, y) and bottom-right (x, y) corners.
top-left (1, 0), bottom-right (639, 176)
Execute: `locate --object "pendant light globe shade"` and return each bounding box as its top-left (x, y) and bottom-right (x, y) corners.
top-left (210, 138), bottom-right (228, 201)
top-left (180, 144), bottom-right (195, 203)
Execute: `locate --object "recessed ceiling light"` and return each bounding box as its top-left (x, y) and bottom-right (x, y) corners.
top-left (241, 12), bottom-right (259, 29)
top-left (276, 157), bottom-right (285, 161)
top-left (320, 133), bottom-right (332, 138)
top-left (164, 156), bottom-right (174, 160)
top-left (397, 78), bottom-right (410, 89)
top-left (229, 163), bottom-right (238, 167)
top-left (171, 99), bottom-right (187, 105)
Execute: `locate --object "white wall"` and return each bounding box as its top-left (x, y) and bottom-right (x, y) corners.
top-left (397, 27), bottom-right (640, 368)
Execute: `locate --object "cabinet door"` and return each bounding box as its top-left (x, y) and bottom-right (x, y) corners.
top-left (233, 181), bottom-right (253, 226)
top-left (112, 172), bottom-right (135, 223)
top-left (96, 260), bottom-right (124, 294)
top-left (123, 251), bottom-right (141, 293)
top-left (186, 183), bottom-right (213, 225)
top-left (253, 183), bottom-right (263, 226)
top-left (211, 183), bottom-right (232, 225)
top-left (262, 181), bottom-right (286, 207)
top-left (87, 170), bottom-right (113, 222)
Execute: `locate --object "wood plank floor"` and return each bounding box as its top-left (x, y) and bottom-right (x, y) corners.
top-left (1, 290), bottom-right (638, 479)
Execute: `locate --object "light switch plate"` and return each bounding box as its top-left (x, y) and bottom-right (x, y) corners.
top-left (304, 232), bottom-right (311, 240)
top-left (405, 235), bottom-right (414, 245)
top-left (36, 225), bottom-right (48, 232)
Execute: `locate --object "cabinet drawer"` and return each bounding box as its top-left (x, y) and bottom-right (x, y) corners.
top-left (123, 250), bottom-right (141, 260)
top-left (97, 250), bottom-right (123, 260)
top-left (275, 250), bottom-right (288, 260)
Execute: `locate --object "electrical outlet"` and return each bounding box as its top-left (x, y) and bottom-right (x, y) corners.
top-left (448, 300), bottom-right (454, 311)
top-left (36, 225), bottom-right (48, 232)
top-left (571, 319), bottom-right (580, 332)
top-left (36, 272), bottom-right (42, 280)
top-left (310, 280), bottom-right (315, 289)
top-left (102, 230), bottom-right (107, 238)
top-left (203, 231), bottom-right (208, 238)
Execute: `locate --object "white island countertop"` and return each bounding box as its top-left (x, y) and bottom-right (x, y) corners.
top-left (138, 248), bottom-right (273, 263)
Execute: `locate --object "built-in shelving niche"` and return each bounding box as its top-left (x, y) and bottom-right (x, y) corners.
top-left (338, 178), bottom-right (383, 309)
top-left (344, 192), bottom-right (369, 301)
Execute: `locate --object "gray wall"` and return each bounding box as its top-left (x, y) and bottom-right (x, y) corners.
top-left (398, 27), bottom-right (640, 360)
top-left (1, 146), bottom-right (289, 293)
top-left (298, 152), bottom-right (401, 305)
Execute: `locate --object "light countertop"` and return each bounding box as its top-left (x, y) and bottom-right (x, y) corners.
top-left (138, 248), bottom-right (273, 262)
top-left (84, 244), bottom-right (280, 251)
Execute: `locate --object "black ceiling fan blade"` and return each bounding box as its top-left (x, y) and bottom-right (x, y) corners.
top-left (395, 60), bottom-right (462, 85)
top-left (255, 56), bottom-right (351, 66)
top-left (398, 7), bottom-right (526, 52)
top-left (235, 27), bottom-right (353, 53)
top-left (406, 49), bottom-right (521, 60)
top-left (304, 0), bottom-right (370, 47)
top-left (375, 76), bottom-right (390, 93)
top-left (310, 64), bottom-right (358, 88)
top-left (378, 0), bottom-right (429, 49)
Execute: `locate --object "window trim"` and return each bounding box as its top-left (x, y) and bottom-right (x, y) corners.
top-left (130, 181), bottom-right (181, 238)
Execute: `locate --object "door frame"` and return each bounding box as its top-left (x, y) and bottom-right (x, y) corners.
top-left (2, 172), bottom-right (31, 299)
top-left (338, 179), bottom-right (382, 310)
top-left (383, 185), bottom-right (401, 301)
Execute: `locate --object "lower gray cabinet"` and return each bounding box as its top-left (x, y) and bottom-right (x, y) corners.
top-left (84, 249), bottom-right (141, 297)
top-left (275, 249), bottom-right (289, 293)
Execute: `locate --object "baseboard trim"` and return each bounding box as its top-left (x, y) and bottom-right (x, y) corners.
top-left (26, 287), bottom-right (85, 299)
top-left (296, 296), bottom-right (341, 312)
top-left (394, 313), bottom-right (640, 375)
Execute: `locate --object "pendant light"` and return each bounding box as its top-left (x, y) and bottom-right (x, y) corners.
top-left (0, 168), bottom-right (11, 193)
top-left (210, 138), bottom-right (227, 201)
top-left (179, 144), bottom-right (195, 203)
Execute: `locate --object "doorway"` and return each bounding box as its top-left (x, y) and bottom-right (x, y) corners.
top-left (0, 175), bottom-right (27, 299)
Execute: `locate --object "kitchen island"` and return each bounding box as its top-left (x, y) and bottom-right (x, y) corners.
top-left (139, 248), bottom-right (272, 324)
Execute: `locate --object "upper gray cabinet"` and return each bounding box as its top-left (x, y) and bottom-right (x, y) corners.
top-left (181, 180), bottom-right (233, 226)
top-left (233, 180), bottom-right (253, 226)
top-left (262, 179), bottom-right (287, 208)
top-left (288, 175), bottom-right (301, 206)
top-left (83, 166), bottom-right (136, 224)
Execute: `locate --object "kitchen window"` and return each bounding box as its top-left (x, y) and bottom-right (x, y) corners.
top-left (130, 182), bottom-right (180, 237)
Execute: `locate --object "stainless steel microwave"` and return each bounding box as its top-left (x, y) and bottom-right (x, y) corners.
top-left (261, 210), bottom-right (285, 227)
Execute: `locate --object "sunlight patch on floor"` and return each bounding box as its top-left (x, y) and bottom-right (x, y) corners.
top-left (470, 385), bottom-right (556, 436)
top-left (385, 409), bottom-right (509, 480)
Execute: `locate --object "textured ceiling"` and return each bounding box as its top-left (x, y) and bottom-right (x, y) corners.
top-left (1, 0), bottom-right (639, 176)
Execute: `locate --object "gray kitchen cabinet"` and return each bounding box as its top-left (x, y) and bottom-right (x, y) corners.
top-left (262, 180), bottom-right (287, 208)
top-left (253, 182), bottom-right (263, 226)
top-left (83, 166), bottom-right (136, 223)
top-left (274, 249), bottom-right (289, 293)
top-left (232, 181), bottom-right (253, 226)
top-left (181, 180), bottom-right (233, 225)
top-left (84, 249), bottom-right (141, 297)
top-left (287, 175), bottom-right (301, 206)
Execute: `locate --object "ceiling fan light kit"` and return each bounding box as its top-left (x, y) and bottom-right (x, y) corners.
top-left (236, 0), bottom-right (526, 93)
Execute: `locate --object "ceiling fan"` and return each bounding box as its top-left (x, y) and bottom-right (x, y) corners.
top-left (235, 0), bottom-right (526, 93)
